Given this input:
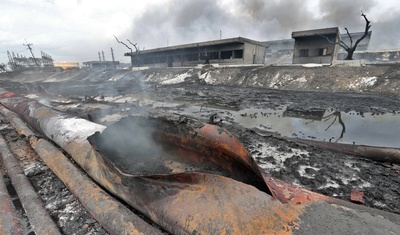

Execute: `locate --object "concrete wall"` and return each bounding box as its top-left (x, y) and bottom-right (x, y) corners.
top-left (135, 41), bottom-right (265, 67)
top-left (338, 50), bottom-right (400, 64)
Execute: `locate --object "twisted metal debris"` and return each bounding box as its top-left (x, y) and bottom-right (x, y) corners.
top-left (0, 89), bottom-right (399, 234)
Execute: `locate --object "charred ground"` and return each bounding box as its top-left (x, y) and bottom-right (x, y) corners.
top-left (1, 65), bottom-right (400, 233)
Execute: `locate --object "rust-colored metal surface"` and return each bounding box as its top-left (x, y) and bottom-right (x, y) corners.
top-left (0, 168), bottom-right (23, 235)
top-left (0, 134), bottom-right (61, 235)
top-left (31, 138), bottom-right (163, 235)
top-left (1, 89), bottom-right (400, 234)
top-left (350, 189), bottom-right (365, 204)
top-left (0, 105), bottom-right (163, 235)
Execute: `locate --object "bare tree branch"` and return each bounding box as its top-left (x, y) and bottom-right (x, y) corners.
top-left (320, 11), bottom-right (371, 60)
top-left (319, 34), bottom-right (350, 50)
top-left (113, 35), bottom-right (132, 53)
top-left (125, 39), bottom-right (142, 66)
top-left (126, 39), bottom-right (139, 52)
top-left (344, 28), bottom-right (353, 47)
top-left (352, 11), bottom-right (371, 51)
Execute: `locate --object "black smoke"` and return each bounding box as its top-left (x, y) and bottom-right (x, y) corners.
top-left (119, 0), bottom-right (400, 51)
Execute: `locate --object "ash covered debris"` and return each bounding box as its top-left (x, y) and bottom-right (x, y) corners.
top-left (0, 125), bottom-right (109, 235)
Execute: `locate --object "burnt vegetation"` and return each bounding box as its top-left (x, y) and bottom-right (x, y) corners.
top-left (113, 35), bottom-right (142, 66)
top-left (323, 11), bottom-right (371, 60)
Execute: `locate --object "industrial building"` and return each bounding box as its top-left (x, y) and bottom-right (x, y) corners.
top-left (292, 27), bottom-right (340, 64)
top-left (83, 50), bottom-right (119, 70)
top-left (123, 30), bottom-right (379, 67)
top-left (125, 37), bottom-right (267, 67)
top-left (83, 61), bottom-right (119, 70)
top-left (264, 31), bottom-right (372, 64)
top-left (263, 39), bottom-right (294, 64)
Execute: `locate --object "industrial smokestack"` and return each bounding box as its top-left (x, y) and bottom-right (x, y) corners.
top-left (98, 52), bottom-right (101, 61)
top-left (102, 51), bottom-right (105, 61)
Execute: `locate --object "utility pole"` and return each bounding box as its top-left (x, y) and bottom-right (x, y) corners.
top-left (23, 41), bottom-right (39, 67)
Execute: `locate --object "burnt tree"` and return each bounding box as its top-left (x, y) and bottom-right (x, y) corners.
top-left (113, 35), bottom-right (142, 66)
top-left (323, 12), bottom-right (371, 60)
top-left (126, 39), bottom-right (142, 66)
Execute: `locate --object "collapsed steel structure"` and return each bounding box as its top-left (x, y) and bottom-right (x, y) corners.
top-left (0, 89), bottom-right (399, 234)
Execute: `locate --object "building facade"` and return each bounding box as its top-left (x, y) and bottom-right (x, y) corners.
top-left (263, 31), bottom-right (372, 65)
top-left (292, 27), bottom-right (340, 64)
top-left (125, 37), bottom-right (267, 67)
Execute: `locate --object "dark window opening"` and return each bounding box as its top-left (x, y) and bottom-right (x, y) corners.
top-left (209, 52), bottom-right (219, 60)
top-left (173, 55), bottom-right (181, 62)
top-left (153, 57), bottom-right (167, 63)
top-left (167, 56), bottom-right (172, 67)
top-left (317, 48), bottom-right (328, 56)
top-left (221, 50), bottom-right (233, 59)
top-left (184, 54), bottom-right (198, 61)
top-left (233, 50), bottom-right (243, 59)
top-left (143, 57), bottom-right (153, 64)
top-left (300, 49), bottom-right (309, 57)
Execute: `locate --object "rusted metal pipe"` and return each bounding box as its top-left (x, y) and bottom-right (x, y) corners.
top-left (288, 138), bottom-right (400, 164)
top-left (0, 133), bottom-right (61, 235)
top-left (0, 106), bottom-right (163, 235)
top-left (1, 90), bottom-right (400, 234)
top-left (0, 168), bottom-right (23, 235)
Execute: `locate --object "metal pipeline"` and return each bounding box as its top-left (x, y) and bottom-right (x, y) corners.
top-left (0, 106), bottom-right (163, 235)
top-left (0, 133), bottom-right (61, 235)
top-left (1, 90), bottom-right (400, 234)
top-left (288, 138), bottom-right (400, 164)
top-left (0, 167), bottom-right (22, 235)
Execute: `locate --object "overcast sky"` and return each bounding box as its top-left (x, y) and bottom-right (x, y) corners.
top-left (1, 0), bottom-right (400, 64)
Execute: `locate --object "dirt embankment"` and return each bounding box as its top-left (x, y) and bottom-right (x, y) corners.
top-left (2, 64), bottom-right (400, 96)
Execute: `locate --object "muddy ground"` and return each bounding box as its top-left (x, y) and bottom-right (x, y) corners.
top-left (1, 65), bottom-right (400, 233)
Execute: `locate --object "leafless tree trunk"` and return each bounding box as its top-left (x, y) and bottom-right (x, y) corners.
top-left (322, 12), bottom-right (371, 60)
top-left (127, 39), bottom-right (142, 66)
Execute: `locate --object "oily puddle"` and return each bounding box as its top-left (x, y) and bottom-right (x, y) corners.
top-left (176, 105), bottom-right (400, 148)
top-left (89, 96), bottom-right (400, 149)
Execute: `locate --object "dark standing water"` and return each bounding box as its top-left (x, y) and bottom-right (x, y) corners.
top-left (234, 108), bottom-right (400, 148)
top-left (175, 104), bottom-right (400, 148)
